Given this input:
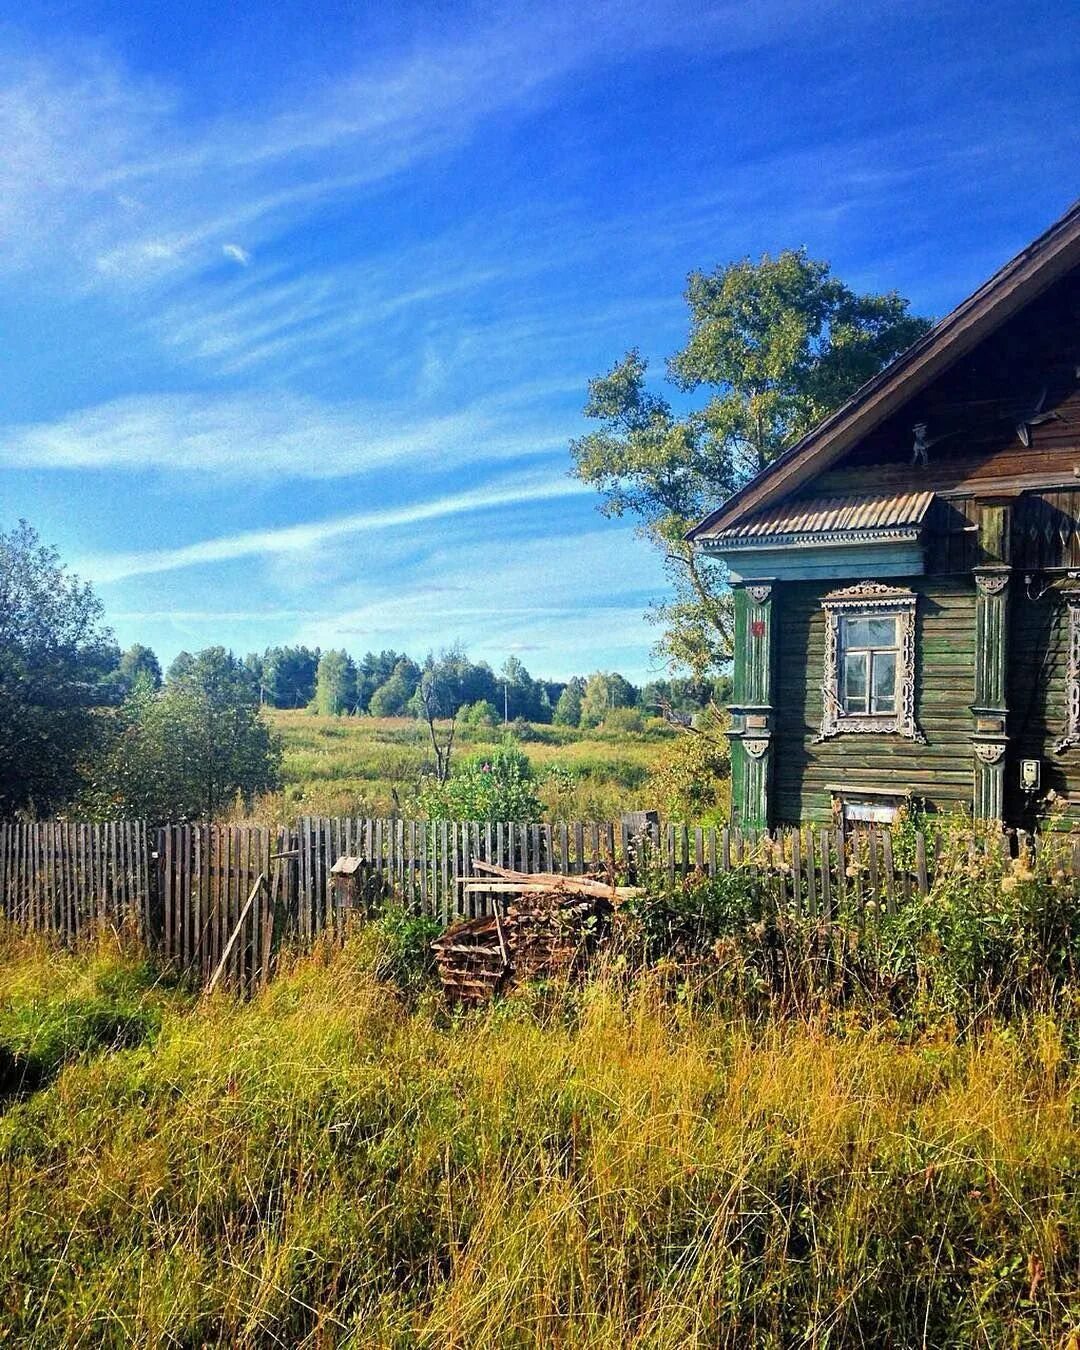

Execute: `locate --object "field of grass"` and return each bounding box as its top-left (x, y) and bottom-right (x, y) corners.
top-left (257, 710), bottom-right (679, 823)
top-left (1, 927), bottom-right (1078, 1346)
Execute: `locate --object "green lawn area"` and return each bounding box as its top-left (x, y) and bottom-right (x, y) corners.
top-left (255, 710), bottom-right (679, 823)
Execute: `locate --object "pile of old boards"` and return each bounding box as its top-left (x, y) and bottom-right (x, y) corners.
top-left (431, 861), bottom-right (643, 1006)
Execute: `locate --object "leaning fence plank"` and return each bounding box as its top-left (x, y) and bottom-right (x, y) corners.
top-left (882, 830), bottom-right (897, 915)
top-left (804, 827), bottom-right (817, 919)
top-left (915, 831), bottom-right (929, 895)
top-left (207, 873), bottom-right (265, 995)
top-left (818, 828), bottom-right (832, 920)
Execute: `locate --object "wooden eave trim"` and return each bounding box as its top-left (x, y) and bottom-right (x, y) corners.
top-left (701, 524), bottom-right (922, 554)
top-left (688, 199), bottom-right (1080, 542)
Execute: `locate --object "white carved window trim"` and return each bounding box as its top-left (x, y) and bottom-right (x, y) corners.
top-left (1055, 593), bottom-right (1080, 753)
top-left (816, 582), bottom-right (924, 743)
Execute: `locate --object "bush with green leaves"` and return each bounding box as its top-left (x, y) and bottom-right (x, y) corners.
top-left (459, 699), bottom-right (499, 729)
top-left (365, 906), bottom-right (442, 994)
top-left (415, 744), bottom-right (542, 821)
top-left (619, 832), bottom-right (1080, 1025)
top-left (83, 647), bottom-right (282, 821)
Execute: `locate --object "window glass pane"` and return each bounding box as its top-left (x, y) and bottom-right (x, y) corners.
top-left (866, 617), bottom-right (898, 648)
top-left (871, 651), bottom-right (896, 712)
top-left (842, 652), bottom-right (867, 713)
top-left (842, 615), bottom-right (898, 649)
top-left (842, 617), bottom-right (871, 648)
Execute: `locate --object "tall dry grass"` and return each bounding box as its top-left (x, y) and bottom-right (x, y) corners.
top-left (0, 930), bottom-right (1077, 1346)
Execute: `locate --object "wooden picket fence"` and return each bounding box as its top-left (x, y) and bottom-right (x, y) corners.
top-left (0, 814), bottom-right (1060, 992)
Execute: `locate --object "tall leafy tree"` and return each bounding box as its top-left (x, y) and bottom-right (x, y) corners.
top-left (86, 647), bottom-right (281, 821)
top-left (0, 521), bottom-right (117, 816)
top-left (262, 645), bottom-right (319, 708)
top-left (553, 676), bottom-right (586, 727)
top-left (117, 643), bottom-right (162, 694)
top-left (579, 671), bottom-right (636, 729)
top-left (368, 658), bottom-right (420, 718)
top-left (355, 650), bottom-right (407, 712)
top-left (314, 650), bottom-right (357, 715)
top-left (166, 651), bottom-right (195, 684)
top-left (571, 249), bottom-right (930, 676)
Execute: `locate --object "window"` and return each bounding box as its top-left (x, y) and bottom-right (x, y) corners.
top-left (839, 614), bottom-right (898, 715)
top-left (817, 582), bottom-right (923, 742)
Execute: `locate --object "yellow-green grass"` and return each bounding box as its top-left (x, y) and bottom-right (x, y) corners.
top-left (1, 932), bottom-right (1077, 1346)
top-left (256, 710), bottom-right (675, 823)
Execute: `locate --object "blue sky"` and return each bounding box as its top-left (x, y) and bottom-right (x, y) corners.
top-left (2, 1), bottom-right (1078, 682)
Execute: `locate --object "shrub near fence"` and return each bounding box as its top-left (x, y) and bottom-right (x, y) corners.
top-left (0, 814), bottom-right (1062, 993)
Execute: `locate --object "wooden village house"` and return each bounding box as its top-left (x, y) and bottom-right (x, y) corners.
top-left (688, 200), bottom-right (1080, 831)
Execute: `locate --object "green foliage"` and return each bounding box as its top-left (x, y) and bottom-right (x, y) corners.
top-left (314, 649), bottom-right (356, 716)
top-left (643, 720), bottom-right (730, 823)
top-left (366, 905), bottom-right (442, 994)
top-left (669, 248), bottom-right (932, 476)
top-left (571, 252), bottom-right (930, 676)
top-left (354, 649), bottom-right (408, 713)
top-left (416, 744), bottom-right (542, 821)
top-left (578, 670), bottom-right (636, 728)
top-left (620, 830), bottom-right (1080, 1026)
top-left (553, 676), bottom-right (585, 727)
top-left (0, 521), bottom-right (118, 816)
top-left (460, 699), bottom-right (499, 729)
top-left (600, 706), bottom-right (645, 736)
top-left (0, 943), bottom-right (162, 1098)
top-left (84, 648), bottom-right (282, 821)
top-left (621, 865), bottom-right (757, 965)
top-left (117, 643), bottom-right (162, 695)
top-left (367, 658), bottom-right (420, 717)
top-left (260, 645), bottom-right (319, 708)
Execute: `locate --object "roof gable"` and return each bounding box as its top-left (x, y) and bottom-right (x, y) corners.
top-left (689, 198), bottom-right (1080, 542)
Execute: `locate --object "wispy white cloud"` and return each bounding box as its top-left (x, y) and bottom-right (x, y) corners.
top-left (77, 470), bottom-right (591, 582)
top-left (221, 243), bottom-right (250, 266)
top-left (287, 526), bottom-right (669, 678)
top-left (0, 1), bottom-right (825, 292)
top-left (0, 387), bottom-right (573, 479)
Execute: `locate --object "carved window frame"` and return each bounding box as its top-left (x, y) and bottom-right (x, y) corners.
top-left (1055, 592), bottom-right (1080, 754)
top-left (817, 582), bottom-right (924, 743)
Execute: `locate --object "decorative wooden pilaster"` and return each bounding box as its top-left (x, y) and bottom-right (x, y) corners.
top-left (971, 501), bottom-right (1011, 822)
top-left (729, 581), bottom-right (775, 830)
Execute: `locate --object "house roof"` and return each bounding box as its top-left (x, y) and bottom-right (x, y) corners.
top-left (709, 490), bottom-right (934, 547)
top-left (688, 198), bottom-right (1080, 544)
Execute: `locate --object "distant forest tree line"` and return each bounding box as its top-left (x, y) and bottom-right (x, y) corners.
top-left (215, 643), bottom-right (729, 728)
top-left (0, 520), bottom-right (729, 822)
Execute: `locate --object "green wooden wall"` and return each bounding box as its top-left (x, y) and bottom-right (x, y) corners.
top-left (1005, 589), bottom-right (1080, 822)
top-left (772, 577), bottom-right (977, 823)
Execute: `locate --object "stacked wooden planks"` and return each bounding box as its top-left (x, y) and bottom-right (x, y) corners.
top-left (431, 862), bottom-right (641, 1006)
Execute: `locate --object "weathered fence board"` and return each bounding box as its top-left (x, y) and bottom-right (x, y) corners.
top-left (0, 814), bottom-right (1047, 990)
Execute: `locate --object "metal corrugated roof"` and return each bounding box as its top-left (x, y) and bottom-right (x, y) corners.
top-left (711, 490), bottom-right (934, 541)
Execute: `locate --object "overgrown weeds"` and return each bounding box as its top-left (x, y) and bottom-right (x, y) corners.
top-left (0, 925), bottom-right (1078, 1345)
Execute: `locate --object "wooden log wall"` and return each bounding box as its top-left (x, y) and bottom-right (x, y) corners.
top-left (0, 815), bottom-right (1065, 990)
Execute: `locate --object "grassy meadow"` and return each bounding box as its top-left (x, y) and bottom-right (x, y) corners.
top-left (256, 709), bottom-right (680, 823)
top-left (1, 926), bottom-right (1078, 1347)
